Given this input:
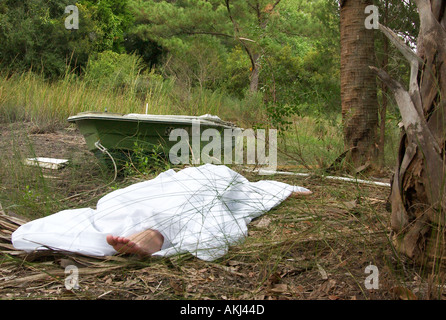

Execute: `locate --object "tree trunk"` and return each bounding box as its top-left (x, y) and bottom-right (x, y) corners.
top-left (374, 0), bottom-right (446, 266)
top-left (249, 53), bottom-right (261, 92)
top-left (378, 0), bottom-right (389, 168)
top-left (340, 0), bottom-right (379, 168)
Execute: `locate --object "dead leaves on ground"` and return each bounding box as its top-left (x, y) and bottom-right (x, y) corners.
top-left (0, 205), bottom-right (387, 300)
top-left (0, 184), bottom-right (443, 300)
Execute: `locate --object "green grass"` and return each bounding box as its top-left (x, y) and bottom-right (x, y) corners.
top-left (277, 115), bottom-right (400, 172)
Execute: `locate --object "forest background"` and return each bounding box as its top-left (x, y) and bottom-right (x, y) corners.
top-left (0, 0), bottom-right (419, 151)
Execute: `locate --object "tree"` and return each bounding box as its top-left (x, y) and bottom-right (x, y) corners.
top-left (224, 0), bottom-right (283, 93)
top-left (79, 0), bottom-right (135, 54)
top-left (129, 0), bottom-right (302, 94)
top-left (372, 0), bottom-right (446, 266)
top-left (374, 0), bottom-right (419, 167)
top-left (0, 0), bottom-right (134, 78)
top-left (340, 0), bottom-right (379, 169)
top-left (0, 0), bottom-right (74, 77)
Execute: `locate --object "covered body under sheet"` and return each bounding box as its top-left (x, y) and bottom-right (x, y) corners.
top-left (12, 164), bottom-right (310, 261)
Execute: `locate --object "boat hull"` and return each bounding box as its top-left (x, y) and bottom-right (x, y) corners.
top-left (68, 112), bottom-right (237, 166)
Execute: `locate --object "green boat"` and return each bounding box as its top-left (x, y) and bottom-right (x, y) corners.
top-left (67, 111), bottom-right (238, 167)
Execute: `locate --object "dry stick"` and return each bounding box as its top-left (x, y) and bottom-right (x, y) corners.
top-left (247, 168), bottom-right (391, 188)
top-left (1, 266), bottom-right (123, 289)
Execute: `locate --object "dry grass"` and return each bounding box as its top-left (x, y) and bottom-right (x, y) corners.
top-left (0, 71), bottom-right (257, 132)
top-left (0, 171), bottom-right (434, 300)
top-left (0, 97), bottom-right (434, 301)
top-left (0, 126), bottom-right (437, 300)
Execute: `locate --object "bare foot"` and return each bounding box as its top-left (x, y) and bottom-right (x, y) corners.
top-left (106, 229), bottom-right (164, 257)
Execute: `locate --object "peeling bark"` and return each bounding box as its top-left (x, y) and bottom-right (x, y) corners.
top-left (373, 0), bottom-right (446, 265)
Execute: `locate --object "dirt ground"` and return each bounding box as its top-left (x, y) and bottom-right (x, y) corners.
top-left (0, 122), bottom-right (440, 301)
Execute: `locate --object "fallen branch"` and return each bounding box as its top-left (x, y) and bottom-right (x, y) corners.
top-left (0, 266), bottom-right (123, 289)
top-left (245, 168), bottom-right (391, 187)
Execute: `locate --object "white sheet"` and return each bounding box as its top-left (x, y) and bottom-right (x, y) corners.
top-left (11, 164), bottom-right (310, 261)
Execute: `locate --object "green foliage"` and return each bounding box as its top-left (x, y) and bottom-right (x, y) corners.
top-left (159, 36), bottom-right (227, 91)
top-left (84, 50), bottom-right (145, 90)
top-left (128, 0), bottom-right (343, 126)
top-left (223, 46), bottom-right (251, 98)
top-left (80, 0), bottom-right (135, 53)
top-left (0, 0), bottom-right (134, 78)
top-left (124, 142), bottom-right (171, 176)
top-left (0, 0), bottom-right (72, 77)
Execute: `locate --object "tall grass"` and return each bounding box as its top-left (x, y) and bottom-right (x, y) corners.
top-left (0, 69), bottom-right (259, 131)
top-left (277, 115), bottom-right (400, 171)
top-left (0, 71), bottom-right (141, 128)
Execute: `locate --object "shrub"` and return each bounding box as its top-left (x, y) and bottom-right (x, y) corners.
top-left (83, 51), bottom-right (145, 91)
